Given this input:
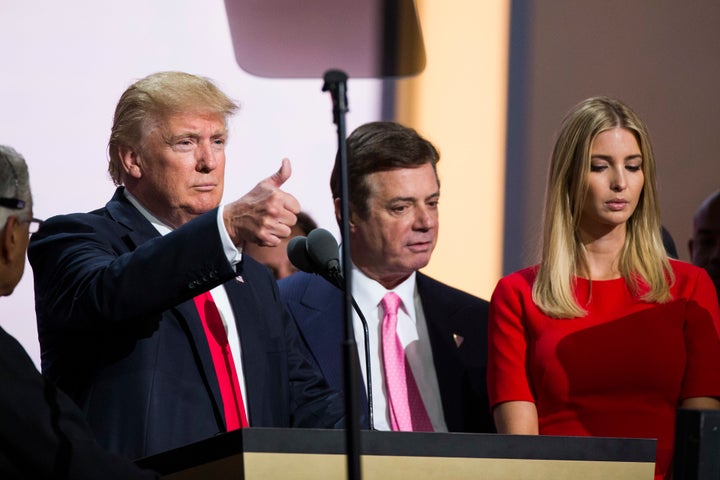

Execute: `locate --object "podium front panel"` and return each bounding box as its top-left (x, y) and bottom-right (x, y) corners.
top-left (137, 428), bottom-right (656, 479)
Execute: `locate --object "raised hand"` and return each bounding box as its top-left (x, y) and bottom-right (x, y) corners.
top-left (223, 158), bottom-right (301, 248)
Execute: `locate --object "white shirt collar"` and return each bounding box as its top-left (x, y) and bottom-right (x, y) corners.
top-left (351, 262), bottom-right (417, 323)
top-left (122, 189), bottom-right (174, 236)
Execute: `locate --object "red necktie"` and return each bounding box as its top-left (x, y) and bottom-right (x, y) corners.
top-left (194, 291), bottom-right (248, 430)
top-left (381, 292), bottom-right (433, 432)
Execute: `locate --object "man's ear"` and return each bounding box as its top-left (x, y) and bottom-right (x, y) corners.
top-left (118, 145), bottom-right (143, 179)
top-left (333, 198), bottom-right (342, 224)
top-left (1, 217), bottom-right (21, 263)
top-left (333, 198), bottom-right (358, 231)
top-left (688, 239), bottom-right (694, 259)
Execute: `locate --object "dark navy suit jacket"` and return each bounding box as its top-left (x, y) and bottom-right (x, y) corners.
top-left (0, 326), bottom-right (158, 479)
top-left (278, 271), bottom-right (494, 433)
top-left (28, 188), bottom-right (343, 459)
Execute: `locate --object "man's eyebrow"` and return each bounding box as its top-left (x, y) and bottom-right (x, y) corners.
top-left (426, 192), bottom-right (440, 201)
top-left (165, 129), bottom-right (228, 143)
top-left (387, 196), bottom-right (416, 203)
top-left (166, 132), bottom-right (199, 141)
top-left (386, 191), bottom-right (440, 203)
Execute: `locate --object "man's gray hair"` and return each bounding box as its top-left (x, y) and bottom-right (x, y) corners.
top-left (0, 145), bottom-right (32, 228)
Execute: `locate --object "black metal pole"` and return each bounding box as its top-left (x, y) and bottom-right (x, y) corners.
top-left (322, 69), bottom-right (361, 480)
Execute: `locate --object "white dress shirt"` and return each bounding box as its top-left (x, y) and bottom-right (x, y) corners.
top-left (351, 263), bottom-right (447, 432)
top-left (123, 191), bottom-right (249, 418)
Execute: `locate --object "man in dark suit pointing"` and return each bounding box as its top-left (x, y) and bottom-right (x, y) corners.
top-left (279, 121), bottom-right (493, 433)
top-left (28, 71), bottom-right (343, 460)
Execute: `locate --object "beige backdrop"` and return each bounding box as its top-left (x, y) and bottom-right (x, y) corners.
top-left (397, 0), bottom-right (720, 301)
top-left (396, 0), bottom-right (511, 300)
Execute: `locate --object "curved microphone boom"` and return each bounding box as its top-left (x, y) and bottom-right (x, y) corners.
top-left (287, 228), bottom-right (375, 429)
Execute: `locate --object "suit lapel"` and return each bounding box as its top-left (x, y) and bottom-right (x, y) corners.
top-left (105, 188), bottom-right (160, 244)
top-left (288, 274), bottom-right (370, 425)
top-left (289, 276), bottom-right (346, 389)
top-left (223, 274), bottom-right (267, 424)
top-left (417, 273), bottom-right (464, 431)
top-left (105, 188), bottom-right (226, 427)
top-left (174, 299), bottom-right (225, 422)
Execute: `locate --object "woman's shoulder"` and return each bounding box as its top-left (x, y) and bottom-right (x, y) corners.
top-left (669, 258), bottom-right (706, 278)
top-left (496, 265), bottom-right (539, 290)
top-left (668, 258), bottom-right (714, 291)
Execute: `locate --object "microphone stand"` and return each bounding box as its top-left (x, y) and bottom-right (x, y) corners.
top-left (322, 69), bottom-right (361, 480)
top-left (327, 270), bottom-right (374, 430)
top-left (351, 296), bottom-right (374, 430)
top-left (305, 227), bottom-right (374, 430)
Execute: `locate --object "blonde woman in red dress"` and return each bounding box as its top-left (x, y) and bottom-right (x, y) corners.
top-left (487, 96), bottom-right (720, 480)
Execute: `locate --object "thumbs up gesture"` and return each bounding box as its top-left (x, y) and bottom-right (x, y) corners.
top-left (224, 158), bottom-right (301, 248)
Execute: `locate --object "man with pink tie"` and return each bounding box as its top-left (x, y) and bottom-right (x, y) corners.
top-left (279, 121), bottom-right (493, 433)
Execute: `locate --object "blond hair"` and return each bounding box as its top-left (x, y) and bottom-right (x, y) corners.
top-left (107, 71), bottom-right (238, 185)
top-left (532, 96), bottom-right (673, 318)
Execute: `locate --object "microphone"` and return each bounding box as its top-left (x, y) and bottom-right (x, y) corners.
top-left (287, 235), bottom-right (317, 274)
top-left (306, 228), bottom-right (342, 283)
top-left (287, 229), bottom-right (375, 430)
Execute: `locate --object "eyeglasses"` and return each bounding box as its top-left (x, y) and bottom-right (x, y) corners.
top-left (0, 197), bottom-right (27, 209)
top-left (1, 155), bottom-right (29, 211)
top-left (25, 217), bottom-right (44, 234)
top-left (1, 157), bottom-right (41, 233)
top-left (0, 197), bottom-right (41, 232)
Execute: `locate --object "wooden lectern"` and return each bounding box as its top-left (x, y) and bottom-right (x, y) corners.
top-left (137, 428), bottom-right (656, 479)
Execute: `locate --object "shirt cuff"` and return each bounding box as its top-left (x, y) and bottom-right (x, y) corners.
top-left (218, 204), bottom-right (242, 266)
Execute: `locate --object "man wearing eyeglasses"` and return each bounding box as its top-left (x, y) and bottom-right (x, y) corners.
top-left (0, 145), bottom-right (158, 478)
top-left (27, 71), bottom-right (344, 461)
top-left (0, 193), bottom-right (42, 238)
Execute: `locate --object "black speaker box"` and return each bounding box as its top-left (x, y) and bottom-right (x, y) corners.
top-left (674, 408), bottom-right (720, 479)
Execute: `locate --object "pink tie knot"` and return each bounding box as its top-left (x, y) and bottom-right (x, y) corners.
top-left (381, 292), bottom-right (402, 319)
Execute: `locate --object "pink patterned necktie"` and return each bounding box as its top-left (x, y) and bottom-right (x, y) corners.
top-left (381, 292), bottom-right (434, 432)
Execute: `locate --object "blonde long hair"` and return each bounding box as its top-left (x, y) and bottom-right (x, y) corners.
top-left (532, 97), bottom-right (673, 318)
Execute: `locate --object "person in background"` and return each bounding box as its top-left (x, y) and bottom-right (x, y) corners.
top-left (689, 189), bottom-right (720, 298)
top-left (0, 145), bottom-right (157, 479)
top-left (280, 121), bottom-right (494, 433)
top-left (660, 225), bottom-right (678, 259)
top-left (487, 96), bottom-right (720, 480)
top-left (244, 211), bottom-right (317, 279)
top-left (28, 71), bottom-right (343, 460)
